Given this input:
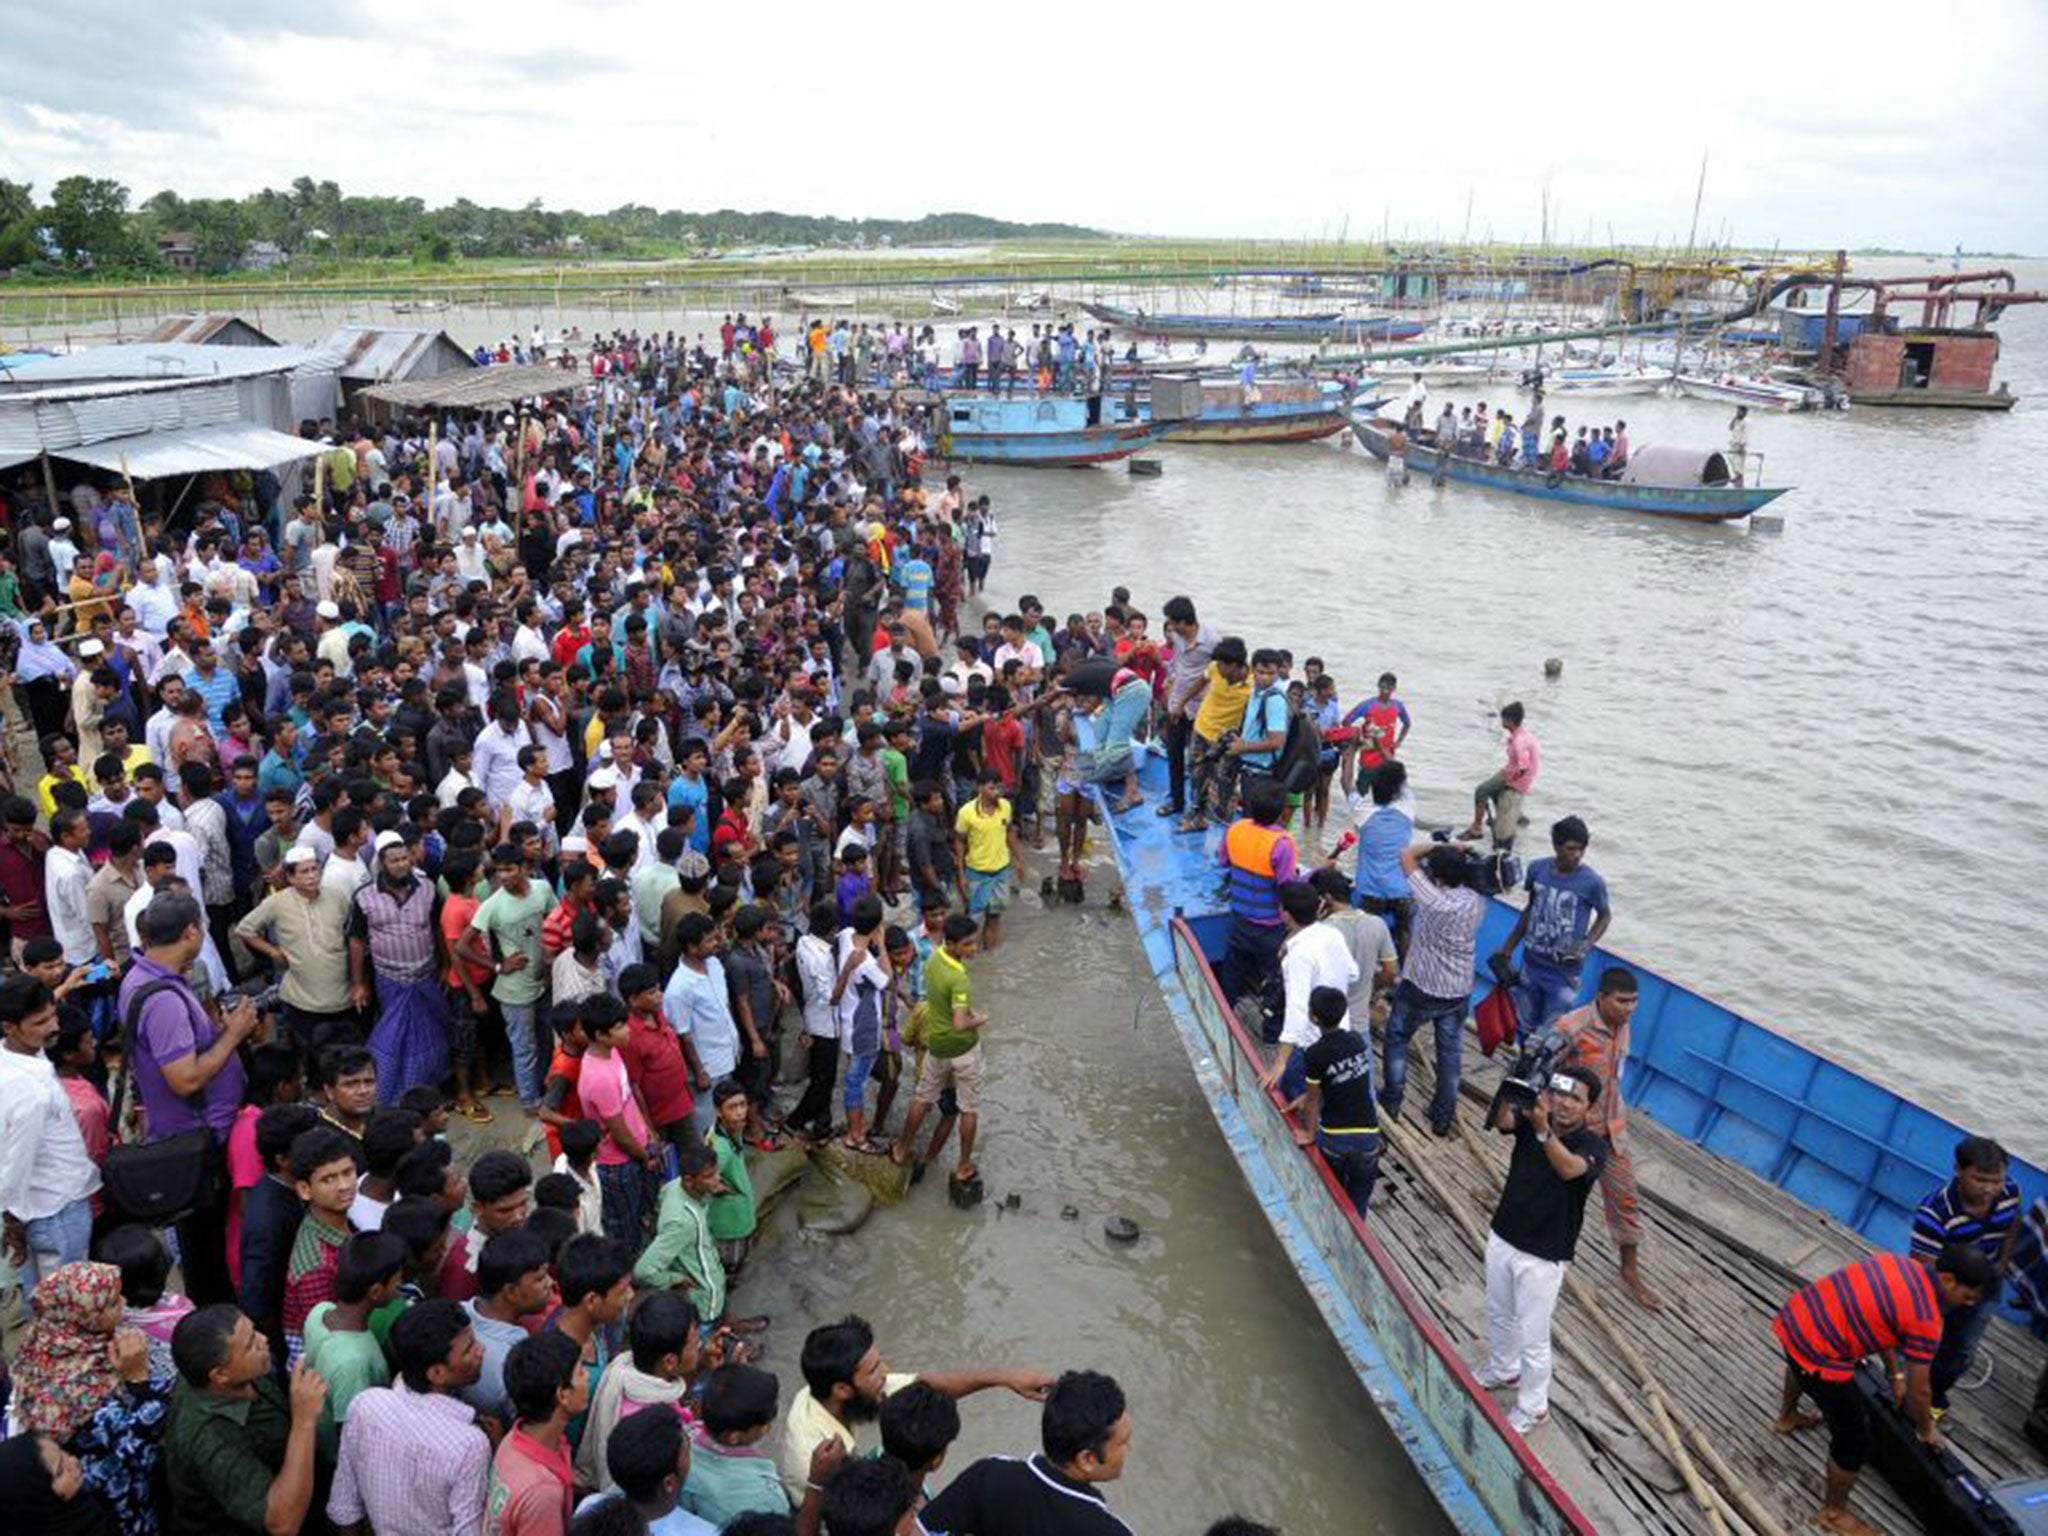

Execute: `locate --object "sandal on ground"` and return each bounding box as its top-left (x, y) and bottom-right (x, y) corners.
top-left (458, 1102), bottom-right (496, 1125)
top-left (844, 1136), bottom-right (892, 1157)
top-left (1154, 802), bottom-right (1185, 818)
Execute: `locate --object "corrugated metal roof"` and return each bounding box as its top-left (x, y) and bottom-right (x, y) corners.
top-left (58, 422), bottom-right (321, 477)
top-left (318, 326), bottom-right (474, 382)
top-left (0, 343), bottom-right (310, 389)
top-left (140, 313), bottom-right (281, 347)
top-left (0, 379), bottom-right (247, 457)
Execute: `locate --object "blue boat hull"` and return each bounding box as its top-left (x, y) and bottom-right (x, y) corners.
top-left (1088, 734), bottom-right (2042, 1532)
top-left (1350, 416), bottom-right (1789, 521)
top-left (941, 419), bottom-right (1177, 466)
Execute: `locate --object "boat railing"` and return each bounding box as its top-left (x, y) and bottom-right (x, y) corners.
top-left (1164, 914), bottom-right (1597, 1536)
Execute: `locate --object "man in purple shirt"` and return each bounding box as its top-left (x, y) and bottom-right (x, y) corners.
top-left (120, 889), bottom-right (260, 1304)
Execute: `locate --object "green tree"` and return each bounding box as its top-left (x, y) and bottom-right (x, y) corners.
top-left (45, 175), bottom-right (136, 267)
top-left (0, 178), bottom-right (38, 267)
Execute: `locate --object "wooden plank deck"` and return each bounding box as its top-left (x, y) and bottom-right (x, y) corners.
top-left (1365, 1029), bottom-right (2047, 1536)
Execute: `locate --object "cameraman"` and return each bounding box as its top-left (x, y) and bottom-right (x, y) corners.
top-left (1478, 1064), bottom-right (1607, 1435)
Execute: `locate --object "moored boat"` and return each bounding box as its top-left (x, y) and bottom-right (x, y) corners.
top-left (1349, 415), bottom-right (1787, 521)
top-left (1087, 743), bottom-right (2047, 1536)
top-left (1083, 301), bottom-right (1429, 344)
top-left (1520, 365), bottom-right (1669, 397)
top-left (1673, 372), bottom-right (1818, 411)
top-left (933, 393), bottom-right (1177, 466)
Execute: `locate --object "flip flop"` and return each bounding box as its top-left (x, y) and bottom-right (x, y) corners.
top-left (459, 1103), bottom-right (496, 1125)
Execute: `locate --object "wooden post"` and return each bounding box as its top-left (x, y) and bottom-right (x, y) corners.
top-left (425, 419), bottom-right (438, 537)
top-left (511, 404), bottom-right (527, 541)
top-left (38, 453), bottom-right (61, 523)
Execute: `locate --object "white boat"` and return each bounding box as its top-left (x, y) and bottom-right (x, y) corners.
top-left (1525, 365), bottom-right (1669, 397)
top-left (929, 293), bottom-right (961, 315)
top-left (1673, 372), bottom-right (1817, 411)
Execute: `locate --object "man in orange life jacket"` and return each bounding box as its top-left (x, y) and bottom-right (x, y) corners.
top-left (1215, 775), bottom-right (1298, 1037)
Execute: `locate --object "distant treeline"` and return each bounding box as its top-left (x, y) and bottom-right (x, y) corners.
top-left (0, 174), bottom-right (1104, 277)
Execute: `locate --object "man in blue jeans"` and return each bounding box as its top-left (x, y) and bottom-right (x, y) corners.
top-left (1290, 985), bottom-right (1383, 1213)
top-left (1911, 1134), bottom-right (2022, 1415)
top-left (1379, 842), bottom-right (1483, 1136)
top-left (1493, 816), bottom-right (1611, 1041)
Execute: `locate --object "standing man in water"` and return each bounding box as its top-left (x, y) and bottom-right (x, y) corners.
top-left (1154, 596), bottom-right (1217, 822)
top-left (1458, 702), bottom-right (1539, 850)
top-left (1494, 815), bottom-right (1611, 1038)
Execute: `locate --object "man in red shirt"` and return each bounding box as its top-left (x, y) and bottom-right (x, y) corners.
top-left (489, 1332), bottom-right (585, 1535)
top-left (617, 961), bottom-right (694, 1154)
top-left (1771, 1245), bottom-right (1993, 1536)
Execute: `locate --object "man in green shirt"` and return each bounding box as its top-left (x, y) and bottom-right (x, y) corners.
top-left (164, 1303), bottom-right (329, 1536)
top-left (891, 914), bottom-right (987, 1185)
top-left (456, 842), bottom-right (556, 1109)
top-left (635, 1139), bottom-right (728, 1322)
top-left (302, 1230), bottom-right (407, 1456)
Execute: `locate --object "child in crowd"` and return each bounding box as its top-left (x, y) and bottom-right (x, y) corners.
top-left (552, 1119), bottom-right (606, 1235)
top-left (98, 1223), bottom-right (192, 1384)
top-left (706, 1080), bottom-right (759, 1278)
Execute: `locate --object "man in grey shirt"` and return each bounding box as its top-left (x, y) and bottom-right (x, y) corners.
top-left (1158, 594), bottom-right (1217, 817)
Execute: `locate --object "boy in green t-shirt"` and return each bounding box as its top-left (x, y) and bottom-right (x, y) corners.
top-left (891, 914), bottom-right (987, 1186)
top-left (302, 1229), bottom-right (407, 1456)
top-left (706, 1080), bottom-right (758, 1276)
top-left (879, 720), bottom-right (914, 900)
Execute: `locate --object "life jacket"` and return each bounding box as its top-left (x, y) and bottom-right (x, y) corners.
top-left (1223, 820), bottom-right (1286, 924)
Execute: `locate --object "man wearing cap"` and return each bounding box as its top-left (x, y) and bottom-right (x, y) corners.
top-left (314, 600), bottom-right (352, 676)
top-left (348, 831), bottom-right (449, 1104)
top-left (235, 844), bottom-right (356, 1052)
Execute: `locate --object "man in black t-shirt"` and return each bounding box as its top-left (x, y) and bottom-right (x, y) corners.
top-left (921, 1369), bottom-right (1135, 1536)
top-left (1290, 985), bottom-right (1383, 1213)
top-left (1478, 1065), bottom-right (1607, 1435)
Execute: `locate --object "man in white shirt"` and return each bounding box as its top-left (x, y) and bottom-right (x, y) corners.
top-left (43, 809), bottom-right (97, 965)
top-left (0, 972), bottom-right (102, 1288)
top-left (1262, 881), bottom-right (1359, 1098)
top-left (128, 556), bottom-right (180, 635)
top-left (470, 696), bottom-right (529, 810)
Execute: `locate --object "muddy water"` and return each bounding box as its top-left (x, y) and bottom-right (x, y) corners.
top-left (737, 878), bottom-right (1452, 1534)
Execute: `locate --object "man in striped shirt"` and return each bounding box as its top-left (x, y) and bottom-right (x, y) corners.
top-left (1910, 1135), bottom-right (2021, 1413)
top-left (1771, 1245), bottom-right (1994, 1536)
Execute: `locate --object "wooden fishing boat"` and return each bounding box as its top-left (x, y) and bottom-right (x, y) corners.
top-left (1083, 301), bottom-right (1428, 344)
top-left (1089, 741), bottom-right (2048, 1536)
top-left (1107, 378), bottom-right (1376, 445)
top-left (1349, 415), bottom-right (1788, 521)
top-left (934, 393), bottom-right (1177, 466)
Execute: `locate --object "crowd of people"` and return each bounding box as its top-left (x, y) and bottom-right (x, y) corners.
top-left (0, 329), bottom-right (1333, 1536)
top-left (0, 313), bottom-right (2035, 1536)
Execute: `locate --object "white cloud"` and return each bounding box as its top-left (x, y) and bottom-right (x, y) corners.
top-left (2, 0), bottom-right (2043, 250)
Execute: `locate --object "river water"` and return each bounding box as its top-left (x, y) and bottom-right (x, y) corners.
top-left (22, 273), bottom-right (2045, 1529)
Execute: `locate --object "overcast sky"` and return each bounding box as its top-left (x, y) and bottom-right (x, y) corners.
top-left (5, 0), bottom-right (2045, 252)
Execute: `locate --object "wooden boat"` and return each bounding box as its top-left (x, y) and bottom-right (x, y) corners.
top-left (1083, 301), bottom-right (1428, 344)
top-left (934, 393), bottom-right (1177, 466)
top-left (1105, 378), bottom-right (1376, 445)
top-left (1349, 415), bottom-right (1788, 522)
top-left (1089, 743), bottom-right (2048, 1536)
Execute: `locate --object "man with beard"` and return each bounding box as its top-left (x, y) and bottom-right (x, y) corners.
top-left (776, 1314), bottom-right (1052, 1501)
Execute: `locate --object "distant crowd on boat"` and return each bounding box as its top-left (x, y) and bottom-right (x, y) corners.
top-left (1393, 375), bottom-right (1633, 482)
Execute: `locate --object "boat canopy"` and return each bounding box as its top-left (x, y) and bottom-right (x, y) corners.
top-left (1621, 445), bottom-right (1735, 488)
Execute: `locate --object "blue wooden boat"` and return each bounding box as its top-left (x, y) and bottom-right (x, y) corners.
top-left (1090, 378), bottom-right (1379, 444)
top-left (1350, 414), bottom-right (1790, 522)
top-left (934, 393), bottom-right (1178, 466)
top-left (1083, 301), bottom-right (1430, 343)
top-left (1088, 739), bottom-right (2047, 1535)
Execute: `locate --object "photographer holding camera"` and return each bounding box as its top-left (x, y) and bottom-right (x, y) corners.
top-left (1477, 1064), bottom-right (1607, 1435)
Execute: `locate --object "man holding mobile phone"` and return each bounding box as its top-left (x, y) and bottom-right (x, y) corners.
top-left (1476, 1065), bottom-right (1607, 1435)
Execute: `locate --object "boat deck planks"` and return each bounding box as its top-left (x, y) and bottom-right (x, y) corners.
top-left (1358, 1026), bottom-right (2047, 1536)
